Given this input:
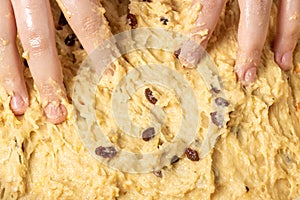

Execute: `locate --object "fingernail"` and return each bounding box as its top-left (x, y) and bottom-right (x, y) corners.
top-left (44, 102), bottom-right (67, 124)
top-left (281, 52), bottom-right (292, 71)
top-left (10, 95), bottom-right (28, 115)
top-left (244, 67), bottom-right (257, 84)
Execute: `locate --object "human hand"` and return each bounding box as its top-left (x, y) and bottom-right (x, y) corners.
top-left (0, 0), bottom-right (111, 124)
top-left (179, 0), bottom-right (300, 85)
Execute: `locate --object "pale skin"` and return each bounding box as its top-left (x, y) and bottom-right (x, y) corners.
top-left (0, 0), bottom-right (110, 124)
top-left (0, 0), bottom-right (299, 124)
top-left (180, 0), bottom-right (300, 85)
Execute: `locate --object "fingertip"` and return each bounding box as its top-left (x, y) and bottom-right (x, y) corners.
top-left (235, 65), bottom-right (257, 86)
top-left (36, 80), bottom-right (67, 124)
top-left (44, 102), bottom-right (68, 124)
top-left (10, 95), bottom-right (29, 116)
top-left (275, 51), bottom-right (292, 71)
top-left (244, 67), bottom-right (257, 84)
top-left (178, 40), bottom-right (205, 68)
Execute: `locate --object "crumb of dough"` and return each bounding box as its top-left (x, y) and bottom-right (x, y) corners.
top-left (1, 38), bottom-right (8, 46)
top-left (21, 50), bottom-right (29, 60)
top-left (289, 14), bottom-right (299, 20)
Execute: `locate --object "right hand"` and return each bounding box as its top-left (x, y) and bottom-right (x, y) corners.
top-left (179, 0), bottom-right (300, 85)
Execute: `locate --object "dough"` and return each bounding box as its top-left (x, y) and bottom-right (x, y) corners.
top-left (0, 0), bottom-right (300, 199)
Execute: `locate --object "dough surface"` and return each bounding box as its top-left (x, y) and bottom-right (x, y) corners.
top-left (0, 0), bottom-right (300, 199)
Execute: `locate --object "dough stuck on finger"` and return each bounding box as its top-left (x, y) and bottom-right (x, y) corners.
top-left (11, 0), bottom-right (68, 123)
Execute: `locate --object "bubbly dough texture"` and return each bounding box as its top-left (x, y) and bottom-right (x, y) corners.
top-left (0, 0), bottom-right (300, 199)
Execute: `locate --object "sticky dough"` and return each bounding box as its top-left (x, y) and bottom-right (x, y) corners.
top-left (0, 0), bottom-right (300, 199)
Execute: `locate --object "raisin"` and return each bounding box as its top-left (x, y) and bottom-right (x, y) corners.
top-left (64, 34), bottom-right (77, 46)
top-left (142, 127), bottom-right (155, 141)
top-left (127, 14), bottom-right (137, 28)
top-left (170, 155), bottom-right (179, 165)
top-left (215, 97), bottom-right (229, 107)
top-left (211, 87), bottom-right (220, 94)
top-left (153, 170), bottom-right (162, 178)
top-left (142, 0), bottom-right (152, 2)
top-left (95, 146), bottom-right (117, 158)
top-left (145, 88), bottom-right (158, 104)
top-left (185, 148), bottom-right (199, 161)
top-left (160, 17), bottom-right (169, 25)
top-left (58, 12), bottom-right (68, 26)
top-left (174, 48), bottom-right (181, 59)
top-left (210, 111), bottom-right (223, 128)
top-left (245, 186), bottom-right (249, 192)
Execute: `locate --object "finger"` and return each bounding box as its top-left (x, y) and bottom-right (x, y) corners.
top-left (236, 0), bottom-right (272, 85)
top-left (273, 0), bottom-right (300, 71)
top-left (56, 0), bottom-right (112, 54)
top-left (179, 0), bottom-right (226, 68)
top-left (11, 0), bottom-right (67, 124)
top-left (0, 0), bottom-right (29, 115)
top-left (191, 0), bottom-right (226, 47)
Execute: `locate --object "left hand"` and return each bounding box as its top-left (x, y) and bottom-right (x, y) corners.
top-left (0, 0), bottom-right (111, 124)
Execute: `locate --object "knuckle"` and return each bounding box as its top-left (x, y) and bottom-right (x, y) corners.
top-left (27, 33), bottom-right (50, 55)
top-left (81, 15), bottom-right (100, 36)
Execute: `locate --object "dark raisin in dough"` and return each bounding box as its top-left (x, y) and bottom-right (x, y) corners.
top-left (153, 170), bottom-right (162, 178)
top-left (127, 14), bottom-right (138, 28)
top-left (170, 155), bottom-right (180, 164)
top-left (58, 12), bottom-right (68, 26)
top-left (95, 146), bottom-right (117, 158)
top-left (142, 127), bottom-right (155, 141)
top-left (215, 97), bottom-right (229, 107)
top-left (145, 88), bottom-right (158, 104)
top-left (64, 34), bottom-right (77, 46)
top-left (185, 148), bottom-right (200, 161)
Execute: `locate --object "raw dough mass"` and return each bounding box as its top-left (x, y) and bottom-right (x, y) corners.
top-left (0, 0), bottom-right (300, 199)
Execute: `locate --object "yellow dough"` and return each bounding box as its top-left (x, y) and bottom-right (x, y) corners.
top-left (0, 0), bottom-right (300, 199)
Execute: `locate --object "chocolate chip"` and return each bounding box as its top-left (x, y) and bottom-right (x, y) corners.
top-left (153, 170), bottom-right (162, 178)
top-left (174, 48), bottom-right (181, 59)
top-left (145, 88), bottom-right (158, 104)
top-left (210, 112), bottom-right (223, 128)
top-left (170, 155), bottom-right (179, 165)
top-left (58, 12), bottom-right (68, 26)
top-left (64, 34), bottom-right (77, 46)
top-left (127, 14), bottom-right (137, 28)
top-left (185, 148), bottom-right (200, 161)
top-left (215, 97), bottom-right (229, 107)
top-left (142, 127), bottom-right (155, 141)
top-left (95, 146), bottom-right (117, 158)
top-left (142, 0), bottom-right (152, 2)
top-left (160, 17), bottom-right (169, 25)
top-left (245, 186), bottom-right (249, 192)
